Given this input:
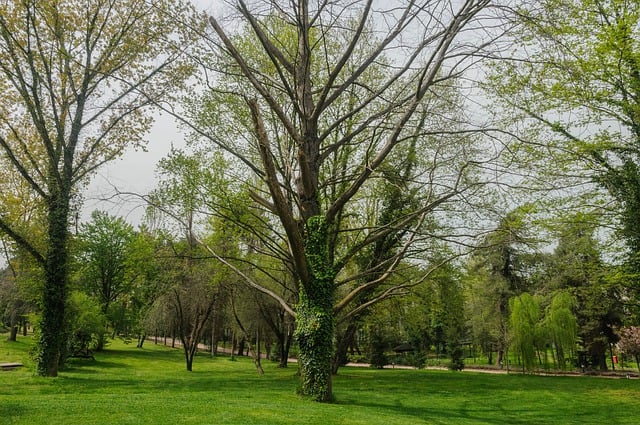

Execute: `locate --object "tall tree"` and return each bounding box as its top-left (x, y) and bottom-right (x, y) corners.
top-left (0, 0), bottom-right (200, 375)
top-left (550, 217), bottom-right (623, 371)
top-left (191, 0), bottom-right (498, 401)
top-left (465, 207), bottom-right (537, 366)
top-left (487, 0), bottom-right (640, 312)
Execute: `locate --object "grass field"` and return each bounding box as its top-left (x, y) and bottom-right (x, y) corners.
top-left (1, 335), bottom-right (639, 425)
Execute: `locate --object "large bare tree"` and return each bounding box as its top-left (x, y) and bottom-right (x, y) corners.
top-left (0, 0), bottom-right (201, 376)
top-left (185, 0), bottom-right (502, 401)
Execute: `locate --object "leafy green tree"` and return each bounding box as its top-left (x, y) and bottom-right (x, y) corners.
top-left (509, 293), bottom-right (543, 372)
top-left (187, 0), bottom-right (496, 401)
top-left (0, 0), bottom-right (200, 376)
top-left (65, 291), bottom-right (107, 359)
top-left (487, 0), bottom-right (640, 312)
top-left (76, 211), bottom-right (136, 349)
top-left (550, 218), bottom-right (623, 370)
top-left (465, 207), bottom-right (537, 366)
top-left (544, 291), bottom-right (578, 370)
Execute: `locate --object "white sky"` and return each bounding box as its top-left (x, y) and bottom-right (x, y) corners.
top-left (82, 0), bottom-right (219, 226)
top-left (82, 115), bottom-right (184, 225)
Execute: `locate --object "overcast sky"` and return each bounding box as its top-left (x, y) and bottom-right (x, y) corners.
top-left (82, 0), bottom-right (220, 226)
top-left (82, 115), bottom-right (184, 225)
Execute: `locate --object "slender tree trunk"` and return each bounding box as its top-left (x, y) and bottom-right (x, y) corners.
top-left (278, 325), bottom-right (294, 368)
top-left (37, 189), bottom-right (71, 377)
top-left (332, 322), bottom-right (358, 375)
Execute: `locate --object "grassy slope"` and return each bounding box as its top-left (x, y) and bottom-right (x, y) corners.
top-left (1, 335), bottom-right (638, 425)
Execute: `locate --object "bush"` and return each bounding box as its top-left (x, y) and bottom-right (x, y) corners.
top-left (66, 291), bottom-right (107, 358)
top-left (406, 351), bottom-right (426, 369)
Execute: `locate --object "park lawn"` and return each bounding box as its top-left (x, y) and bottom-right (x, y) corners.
top-left (1, 335), bottom-right (639, 425)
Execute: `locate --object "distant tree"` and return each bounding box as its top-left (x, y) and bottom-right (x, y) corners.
top-left (550, 217), bottom-right (623, 371)
top-left (76, 211), bottom-right (136, 350)
top-left (544, 291), bottom-right (578, 370)
top-left (509, 293), bottom-right (543, 372)
top-left (0, 268), bottom-right (28, 341)
top-left (163, 247), bottom-right (220, 372)
top-left (617, 326), bottom-right (640, 372)
top-left (466, 207), bottom-right (537, 366)
top-left (0, 0), bottom-right (201, 376)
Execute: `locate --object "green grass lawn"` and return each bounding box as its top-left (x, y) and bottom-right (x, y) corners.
top-left (1, 335), bottom-right (638, 425)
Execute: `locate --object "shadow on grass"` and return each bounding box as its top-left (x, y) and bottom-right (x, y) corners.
top-left (339, 397), bottom-right (564, 425)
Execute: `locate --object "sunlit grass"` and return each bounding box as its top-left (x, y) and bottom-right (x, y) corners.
top-left (1, 334), bottom-right (639, 424)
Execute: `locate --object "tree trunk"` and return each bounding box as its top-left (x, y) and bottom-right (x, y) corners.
top-left (295, 217), bottom-right (335, 402)
top-left (185, 346), bottom-right (194, 372)
top-left (137, 333), bottom-right (146, 348)
top-left (332, 322), bottom-right (358, 375)
top-left (278, 325), bottom-right (294, 368)
top-left (237, 338), bottom-right (245, 356)
top-left (8, 324), bottom-right (18, 342)
top-left (37, 191), bottom-right (71, 377)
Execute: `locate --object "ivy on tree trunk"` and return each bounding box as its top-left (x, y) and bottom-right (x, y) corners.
top-left (37, 189), bottom-right (71, 377)
top-left (295, 216), bottom-right (335, 401)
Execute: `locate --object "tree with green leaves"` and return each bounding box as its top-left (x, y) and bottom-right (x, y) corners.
top-left (509, 293), bottom-right (543, 372)
top-left (0, 0), bottom-right (200, 376)
top-left (550, 217), bottom-right (623, 370)
top-left (544, 291), bottom-right (578, 370)
top-left (76, 211), bottom-right (136, 350)
top-left (184, 0), bottom-right (499, 401)
top-left (465, 207), bottom-right (537, 366)
top-left (486, 0), bottom-right (640, 314)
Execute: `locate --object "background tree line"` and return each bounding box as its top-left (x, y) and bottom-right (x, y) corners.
top-left (1, 0), bottom-right (640, 403)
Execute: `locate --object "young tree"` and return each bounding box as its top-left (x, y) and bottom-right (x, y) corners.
top-left (162, 246), bottom-right (221, 373)
top-left (544, 291), bottom-right (578, 370)
top-left (191, 0), bottom-right (499, 401)
top-left (0, 0), bottom-right (200, 376)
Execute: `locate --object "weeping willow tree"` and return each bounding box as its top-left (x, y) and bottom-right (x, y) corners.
top-left (545, 291), bottom-right (578, 370)
top-left (509, 293), bottom-right (542, 372)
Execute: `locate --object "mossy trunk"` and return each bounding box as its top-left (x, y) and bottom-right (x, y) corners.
top-left (295, 217), bottom-right (335, 402)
